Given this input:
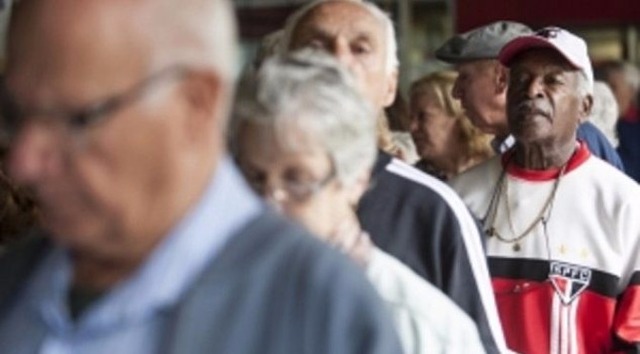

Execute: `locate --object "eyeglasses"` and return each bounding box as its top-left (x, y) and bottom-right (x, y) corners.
top-left (0, 65), bottom-right (188, 147)
top-left (244, 164), bottom-right (337, 203)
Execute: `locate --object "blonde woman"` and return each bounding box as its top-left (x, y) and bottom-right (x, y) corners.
top-left (409, 71), bottom-right (493, 180)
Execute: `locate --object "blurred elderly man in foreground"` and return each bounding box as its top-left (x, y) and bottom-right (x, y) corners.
top-left (279, 1), bottom-right (507, 352)
top-left (0, 0), bottom-right (402, 353)
top-left (451, 27), bottom-right (640, 353)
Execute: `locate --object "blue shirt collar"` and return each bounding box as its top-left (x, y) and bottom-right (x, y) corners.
top-left (27, 157), bottom-right (262, 332)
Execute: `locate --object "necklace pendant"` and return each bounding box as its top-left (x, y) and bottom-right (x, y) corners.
top-left (513, 243), bottom-right (521, 252)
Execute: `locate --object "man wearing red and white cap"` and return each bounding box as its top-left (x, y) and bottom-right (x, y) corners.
top-left (451, 27), bottom-right (640, 353)
top-left (437, 23), bottom-right (624, 172)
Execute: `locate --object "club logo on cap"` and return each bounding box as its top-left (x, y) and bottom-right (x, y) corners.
top-left (537, 27), bottom-right (561, 39)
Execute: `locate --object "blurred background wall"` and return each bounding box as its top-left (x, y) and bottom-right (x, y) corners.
top-left (234, 0), bottom-right (640, 92)
top-left (0, 0), bottom-right (637, 92)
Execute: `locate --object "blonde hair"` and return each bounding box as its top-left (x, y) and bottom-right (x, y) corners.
top-left (410, 70), bottom-right (493, 164)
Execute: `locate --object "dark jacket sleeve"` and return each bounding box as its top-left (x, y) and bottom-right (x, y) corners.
top-left (616, 120), bottom-right (640, 182)
top-left (358, 154), bottom-right (502, 354)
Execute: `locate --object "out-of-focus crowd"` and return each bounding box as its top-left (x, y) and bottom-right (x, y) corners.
top-left (0, 1), bottom-right (640, 354)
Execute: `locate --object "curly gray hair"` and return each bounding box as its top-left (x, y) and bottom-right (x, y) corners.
top-left (230, 50), bottom-right (377, 186)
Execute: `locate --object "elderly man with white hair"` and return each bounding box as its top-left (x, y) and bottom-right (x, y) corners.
top-left (278, 1), bottom-right (507, 353)
top-left (451, 27), bottom-right (640, 353)
top-left (0, 0), bottom-right (403, 353)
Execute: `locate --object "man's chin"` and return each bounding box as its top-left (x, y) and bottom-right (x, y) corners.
top-left (512, 127), bottom-right (551, 145)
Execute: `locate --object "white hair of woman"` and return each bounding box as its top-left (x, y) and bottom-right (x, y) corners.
top-left (589, 81), bottom-right (619, 147)
top-left (230, 49), bottom-right (377, 187)
top-left (278, 0), bottom-right (399, 75)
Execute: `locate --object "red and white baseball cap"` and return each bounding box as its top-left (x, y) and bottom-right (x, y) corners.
top-left (498, 27), bottom-right (594, 93)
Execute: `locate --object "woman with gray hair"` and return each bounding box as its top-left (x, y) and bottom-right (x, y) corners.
top-left (230, 50), bottom-right (485, 354)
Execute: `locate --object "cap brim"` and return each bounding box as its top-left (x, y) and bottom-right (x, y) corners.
top-left (498, 36), bottom-right (581, 69)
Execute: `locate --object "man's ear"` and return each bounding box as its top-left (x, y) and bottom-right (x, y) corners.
top-left (381, 68), bottom-right (399, 108)
top-left (180, 71), bottom-right (224, 140)
top-left (579, 94), bottom-right (594, 123)
top-left (494, 63), bottom-right (509, 94)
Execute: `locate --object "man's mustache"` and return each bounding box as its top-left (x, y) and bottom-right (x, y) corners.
top-left (513, 100), bottom-right (550, 118)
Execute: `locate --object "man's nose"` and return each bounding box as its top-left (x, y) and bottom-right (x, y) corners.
top-left (331, 39), bottom-right (356, 70)
top-left (7, 121), bottom-right (59, 185)
top-left (524, 77), bottom-right (545, 98)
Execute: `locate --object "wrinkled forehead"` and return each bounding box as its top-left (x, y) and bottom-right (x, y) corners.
top-left (291, 1), bottom-right (386, 47)
top-left (6, 0), bottom-right (152, 106)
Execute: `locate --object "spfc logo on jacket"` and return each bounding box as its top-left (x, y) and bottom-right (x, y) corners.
top-left (549, 261), bottom-right (592, 304)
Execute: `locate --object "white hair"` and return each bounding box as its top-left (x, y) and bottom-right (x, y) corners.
top-left (230, 50), bottom-right (377, 186)
top-left (588, 81), bottom-right (619, 147)
top-left (576, 70), bottom-right (593, 97)
top-left (130, 0), bottom-right (240, 127)
top-left (252, 30), bottom-right (284, 72)
top-left (279, 0), bottom-right (399, 74)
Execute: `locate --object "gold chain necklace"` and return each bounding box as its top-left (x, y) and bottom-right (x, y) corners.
top-left (485, 161), bottom-right (568, 252)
